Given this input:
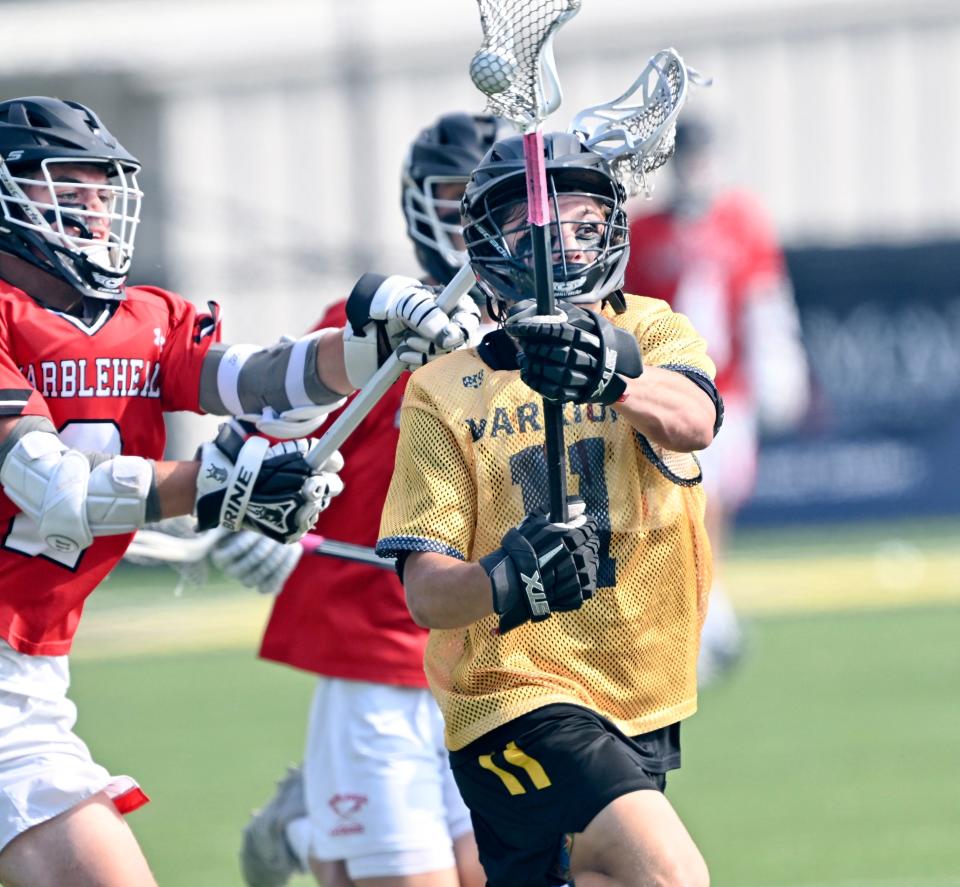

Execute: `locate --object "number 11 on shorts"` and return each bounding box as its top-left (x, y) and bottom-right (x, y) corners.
top-left (478, 741), bottom-right (552, 795)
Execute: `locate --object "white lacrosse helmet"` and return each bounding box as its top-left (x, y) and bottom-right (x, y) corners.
top-left (0, 97), bottom-right (142, 301)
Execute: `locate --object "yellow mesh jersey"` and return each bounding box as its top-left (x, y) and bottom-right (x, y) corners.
top-left (379, 295), bottom-right (715, 750)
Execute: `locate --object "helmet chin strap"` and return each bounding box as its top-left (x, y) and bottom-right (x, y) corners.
top-left (40, 210), bottom-right (117, 275)
top-left (75, 240), bottom-right (115, 273)
top-left (41, 208), bottom-right (93, 241)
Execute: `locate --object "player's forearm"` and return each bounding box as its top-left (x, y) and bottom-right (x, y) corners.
top-left (613, 366), bottom-right (716, 452)
top-left (315, 327), bottom-right (354, 395)
top-left (403, 551), bottom-right (494, 629)
top-left (153, 460), bottom-right (201, 519)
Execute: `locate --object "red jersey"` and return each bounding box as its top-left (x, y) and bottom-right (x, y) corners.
top-left (0, 280), bottom-right (219, 655)
top-left (258, 300), bottom-right (428, 687)
top-left (624, 190), bottom-right (787, 403)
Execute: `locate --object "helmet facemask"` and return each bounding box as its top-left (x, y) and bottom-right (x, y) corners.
top-left (402, 172), bottom-right (469, 284)
top-left (464, 168), bottom-right (629, 320)
top-left (0, 156), bottom-right (142, 300)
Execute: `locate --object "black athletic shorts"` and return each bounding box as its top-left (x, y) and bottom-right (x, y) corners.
top-left (448, 704), bottom-right (681, 887)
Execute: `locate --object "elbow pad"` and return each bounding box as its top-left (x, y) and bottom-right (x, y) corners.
top-left (0, 431), bottom-right (157, 554)
top-left (200, 330), bottom-right (347, 438)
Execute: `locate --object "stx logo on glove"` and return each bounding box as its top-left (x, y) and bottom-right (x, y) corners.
top-left (521, 569), bottom-right (549, 618)
top-left (482, 498), bottom-right (600, 634)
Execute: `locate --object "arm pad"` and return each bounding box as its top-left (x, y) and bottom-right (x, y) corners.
top-left (199, 330), bottom-right (347, 437)
top-left (0, 430), bottom-right (157, 554)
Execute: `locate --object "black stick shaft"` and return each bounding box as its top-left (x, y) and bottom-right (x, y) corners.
top-left (523, 129), bottom-right (568, 523)
top-left (530, 223), bottom-right (568, 522)
top-left (306, 537), bottom-right (395, 571)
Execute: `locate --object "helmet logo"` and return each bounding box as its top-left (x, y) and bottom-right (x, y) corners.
top-left (5, 150), bottom-right (23, 162)
top-left (476, 222), bottom-right (511, 260)
top-left (90, 271), bottom-right (123, 291)
top-left (554, 278), bottom-right (586, 294)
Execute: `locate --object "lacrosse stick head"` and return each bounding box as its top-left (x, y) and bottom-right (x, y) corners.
top-left (569, 48), bottom-right (707, 197)
top-left (469, 0), bottom-right (581, 129)
top-left (461, 131), bottom-right (629, 315)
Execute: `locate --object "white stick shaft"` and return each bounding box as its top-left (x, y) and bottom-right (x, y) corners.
top-left (127, 527), bottom-right (392, 571)
top-left (126, 527), bottom-right (225, 564)
top-left (306, 263), bottom-right (476, 468)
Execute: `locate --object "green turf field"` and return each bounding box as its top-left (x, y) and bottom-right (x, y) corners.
top-left (68, 519), bottom-right (960, 887)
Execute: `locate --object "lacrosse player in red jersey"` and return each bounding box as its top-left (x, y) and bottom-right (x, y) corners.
top-left (0, 96), bottom-right (478, 887)
top-left (225, 112), bottom-right (508, 887)
top-left (377, 132), bottom-right (722, 887)
top-left (625, 118), bottom-right (810, 685)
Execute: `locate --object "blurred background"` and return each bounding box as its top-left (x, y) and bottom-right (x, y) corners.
top-left (3, 1), bottom-right (958, 885)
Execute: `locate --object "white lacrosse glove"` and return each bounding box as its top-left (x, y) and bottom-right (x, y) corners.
top-left (343, 273), bottom-right (479, 388)
top-left (194, 422), bottom-right (345, 544)
top-left (394, 294), bottom-right (481, 369)
top-left (210, 529), bottom-right (303, 595)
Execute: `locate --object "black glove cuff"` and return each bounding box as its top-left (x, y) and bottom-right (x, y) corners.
top-left (598, 373), bottom-right (628, 405)
top-left (480, 528), bottom-right (552, 634)
top-left (193, 421), bottom-right (245, 464)
top-left (607, 324), bottom-right (644, 379)
top-left (592, 323), bottom-right (642, 405)
top-left (195, 490), bottom-right (225, 531)
top-left (344, 272), bottom-right (389, 337)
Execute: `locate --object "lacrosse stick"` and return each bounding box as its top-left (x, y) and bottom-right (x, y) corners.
top-left (305, 262), bottom-right (476, 469)
top-left (469, 0), bottom-right (581, 523)
top-left (127, 526), bottom-right (394, 570)
top-left (569, 48), bottom-right (708, 198)
top-left (300, 533), bottom-right (395, 570)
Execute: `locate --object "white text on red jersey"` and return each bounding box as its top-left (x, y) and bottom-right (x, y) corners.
top-left (18, 358), bottom-right (162, 399)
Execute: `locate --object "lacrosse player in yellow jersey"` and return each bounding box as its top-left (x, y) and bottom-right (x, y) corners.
top-left (377, 133), bottom-right (723, 887)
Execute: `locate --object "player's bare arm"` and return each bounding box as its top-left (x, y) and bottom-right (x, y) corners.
top-left (144, 458), bottom-right (198, 517)
top-left (403, 552), bottom-right (494, 629)
top-left (613, 366), bottom-right (717, 452)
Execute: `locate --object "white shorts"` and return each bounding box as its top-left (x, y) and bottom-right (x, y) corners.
top-left (304, 677), bottom-right (472, 879)
top-left (0, 640), bottom-right (145, 853)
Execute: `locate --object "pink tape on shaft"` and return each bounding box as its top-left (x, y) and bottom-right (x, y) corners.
top-left (523, 130), bottom-right (549, 226)
top-left (299, 533), bottom-right (327, 555)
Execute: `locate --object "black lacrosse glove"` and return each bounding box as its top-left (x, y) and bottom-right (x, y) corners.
top-left (194, 422), bottom-right (344, 544)
top-left (506, 299), bottom-right (643, 404)
top-left (479, 497), bottom-right (600, 634)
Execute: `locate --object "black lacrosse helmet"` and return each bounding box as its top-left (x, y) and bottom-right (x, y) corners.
top-left (462, 132), bottom-right (629, 318)
top-left (401, 112), bottom-right (507, 286)
top-left (674, 117), bottom-right (715, 160)
top-left (0, 96), bottom-right (142, 301)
